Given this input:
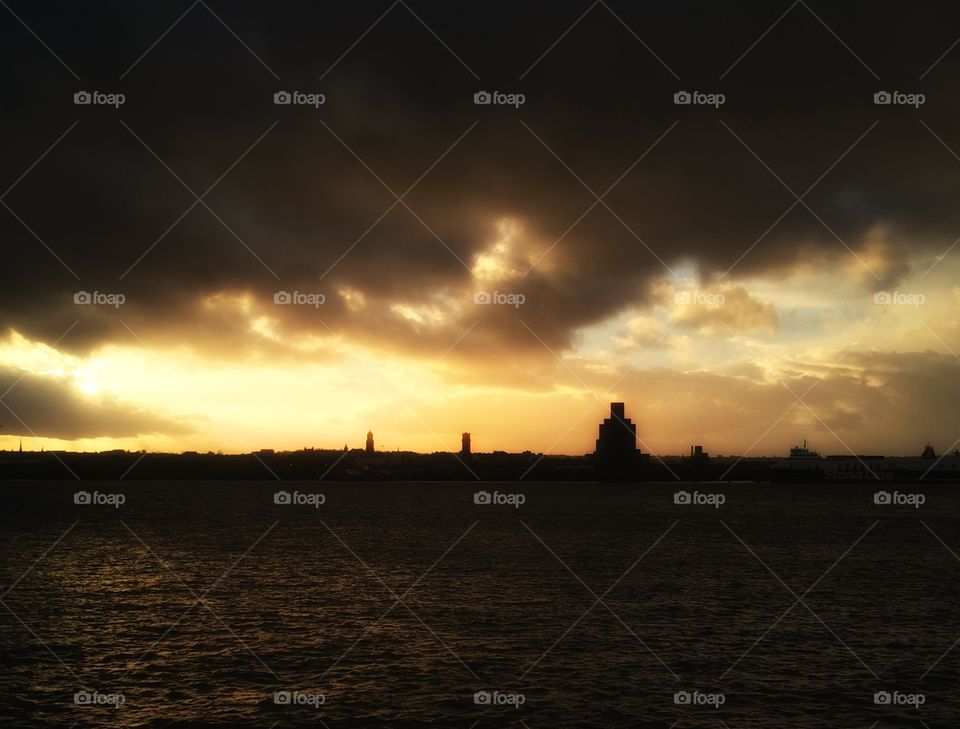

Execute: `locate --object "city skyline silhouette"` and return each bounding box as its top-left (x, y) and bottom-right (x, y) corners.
top-left (4, 3), bottom-right (960, 729)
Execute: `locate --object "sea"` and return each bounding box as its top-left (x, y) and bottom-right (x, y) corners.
top-left (1, 480), bottom-right (958, 728)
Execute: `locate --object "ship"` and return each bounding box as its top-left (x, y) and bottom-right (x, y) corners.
top-left (772, 441), bottom-right (960, 481)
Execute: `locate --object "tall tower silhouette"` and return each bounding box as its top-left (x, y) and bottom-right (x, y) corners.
top-left (595, 402), bottom-right (644, 479)
top-left (365, 430), bottom-right (375, 454)
top-left (461, 432), bottom-right (471, 456)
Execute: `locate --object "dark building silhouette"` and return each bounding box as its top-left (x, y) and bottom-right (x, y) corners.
top-left (596, 403), bottom-right (635, 458)
top-left (365, 430), bottom-right (375, 454)
top-left (922, 443), bottom-right (936, 458)
top-left (595, 403), bottom-right (646, 478)
top-left (461, 432), bottom-right (471, 457)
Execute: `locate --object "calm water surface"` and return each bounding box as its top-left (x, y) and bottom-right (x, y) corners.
top-left (1, 480), bottom-right (958, 728)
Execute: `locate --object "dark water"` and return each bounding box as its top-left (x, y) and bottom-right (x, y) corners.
top-left (1, 480), bottom-right (958, 728)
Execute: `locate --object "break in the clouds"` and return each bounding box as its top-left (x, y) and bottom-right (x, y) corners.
top-left (1, 1), bottom-right (959, 451)
top-left (0, 364), bottom-right (188, 440)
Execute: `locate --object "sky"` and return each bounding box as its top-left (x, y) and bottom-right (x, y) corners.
top-left (1, 0), bottom-right (960, 457)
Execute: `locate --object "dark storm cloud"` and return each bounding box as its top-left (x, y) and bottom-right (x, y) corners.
top-left (0, 366), bottom-right (190, 439)
top-left (3, 0), bottom-right (960, 357)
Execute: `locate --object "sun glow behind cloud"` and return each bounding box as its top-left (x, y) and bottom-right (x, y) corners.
top-left (1, 237), bottom-right (959, 456)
